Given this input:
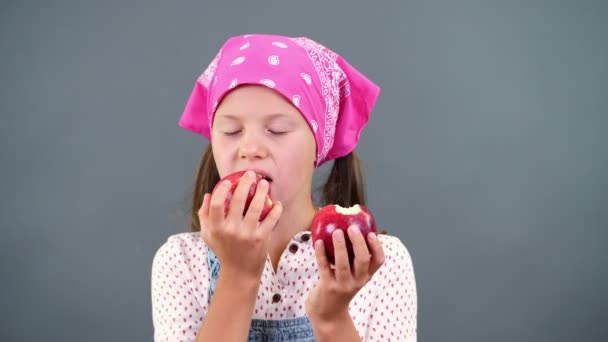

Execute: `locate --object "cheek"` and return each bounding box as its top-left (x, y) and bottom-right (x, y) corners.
top-left (290, 131), bottom-right (317, 163)
top-left (211, 144), bottom-right (231, 176)
top-left (279, 151), bottom-right (315, 185)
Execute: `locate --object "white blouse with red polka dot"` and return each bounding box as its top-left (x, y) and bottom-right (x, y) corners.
top-left (151, 231), bottom-right (417, 341)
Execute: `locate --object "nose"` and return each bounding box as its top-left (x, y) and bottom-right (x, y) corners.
top-left (238, 131), bottom-right (268, 160)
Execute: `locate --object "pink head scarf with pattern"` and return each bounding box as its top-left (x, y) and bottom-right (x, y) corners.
top-left (178, 34), bottom-right (380, 167)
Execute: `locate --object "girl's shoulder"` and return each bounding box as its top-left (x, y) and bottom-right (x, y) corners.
top-left (152, 232), bottom-right (208, 268)
top-left (156, 231), bottom-right (205, 250)
top-left (164, 231), bottom-right (202, 245)
top-left (376, 233), bottom-right (416, 273)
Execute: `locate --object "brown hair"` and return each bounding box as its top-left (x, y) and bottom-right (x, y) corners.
top-left (187, 145), bottom-right (385, 233)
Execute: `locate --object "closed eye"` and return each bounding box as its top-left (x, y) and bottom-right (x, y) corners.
top-left (268, 130), bottom-right (289, 136)
top-left (223, 130), bottom-right (241, 136)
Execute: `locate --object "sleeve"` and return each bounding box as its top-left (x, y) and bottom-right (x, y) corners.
top-left (151, 235), bottom-right (211, 342)
top-left (365, 236), bottom-right (418, 342)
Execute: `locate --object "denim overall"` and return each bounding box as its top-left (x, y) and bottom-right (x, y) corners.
top-left (207, 247), bottom-right (316, 341)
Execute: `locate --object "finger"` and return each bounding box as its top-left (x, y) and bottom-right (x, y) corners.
top-left (257, 200), bottom-right (283, 237)
top-left (347, 225), bottom-right (371, 282)
top-left (197, 193), bottom-right (211, 227)
top-left (198, 193), bottom-right (211, 241)
top-left (227, 170), bottom-right (256, 220)
top-left (243, 178), bottom-right (270, 226)
top-left (367, 232), bottom-right (385, 274)
top-left (208, 180), bottom-right (232, 229)
top-left (332, 229), bottom-right (352, 284)
top-left (314, 239), bottom-right (334, 280)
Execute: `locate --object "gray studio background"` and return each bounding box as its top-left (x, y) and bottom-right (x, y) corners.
top-left (1, 0), bottom-right (606, 341)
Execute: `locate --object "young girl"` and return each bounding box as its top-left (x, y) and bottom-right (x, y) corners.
top-left (152, 34), bottom-right (417, 341)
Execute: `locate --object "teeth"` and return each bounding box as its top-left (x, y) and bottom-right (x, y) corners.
top-left (253, 171), bottom-right (271, 181)
top-left (257, 174), bottom-right (270, 181)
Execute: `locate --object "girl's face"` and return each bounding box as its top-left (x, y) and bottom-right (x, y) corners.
top-left (211, 85), bottom-right (317, 207)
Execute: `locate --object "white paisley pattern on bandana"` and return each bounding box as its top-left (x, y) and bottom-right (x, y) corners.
top-left (289, 37), bottom-right (350, 163)
top-left (198, 51), bottom-right (221, 88)
top-left (198, 51), bottom-right (222, 125)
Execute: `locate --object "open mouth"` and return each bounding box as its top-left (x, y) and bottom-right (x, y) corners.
top-left (259, 175), bottom-right (273, 182)
top-left (248, 169), bottom-right (272, 183)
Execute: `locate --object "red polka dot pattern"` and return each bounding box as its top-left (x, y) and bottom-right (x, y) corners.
top-left (151, 232), bottom-right (417, 341)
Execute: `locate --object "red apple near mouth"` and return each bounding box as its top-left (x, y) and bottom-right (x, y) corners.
top-left (311, 204), bottom-right (377, 265)
top-left (213, 170), bottom-right (274, 220)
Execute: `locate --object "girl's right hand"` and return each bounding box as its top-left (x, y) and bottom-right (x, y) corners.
top-left (198, 170), bottom-right (283, 281)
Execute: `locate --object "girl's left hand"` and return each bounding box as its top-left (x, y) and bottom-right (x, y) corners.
top-left (305, 225), bottom-right (385, 322)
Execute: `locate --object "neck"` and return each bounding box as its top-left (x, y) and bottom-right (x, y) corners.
top-left (267, 196), bottom-right (317, 270)
top-left (271, 198), bottom-right (316, 240)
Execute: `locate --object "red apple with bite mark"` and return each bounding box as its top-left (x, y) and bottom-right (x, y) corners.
top-left (311, 204), bottom-right (377, 265)
top-left (213, 170), bottom-right (274, 220)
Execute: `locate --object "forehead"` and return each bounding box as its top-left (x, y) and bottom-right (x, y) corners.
top-left (214, 85), bottom-right (301, 121)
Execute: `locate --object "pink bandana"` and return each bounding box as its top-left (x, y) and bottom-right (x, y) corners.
top-left (178, 34), bottom-right (380, 166)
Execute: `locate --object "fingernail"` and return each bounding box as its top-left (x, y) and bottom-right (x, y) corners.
top-left (334, 229), bottom-right (344, 241)
top-left (368, 232), bottom-right (377, 241)
top-left (348, 225), bottom-right (359, 234)
top-left (245, 170), bottom-right (256, 178)
top-left (259, 179), bottom-right (268, 187)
